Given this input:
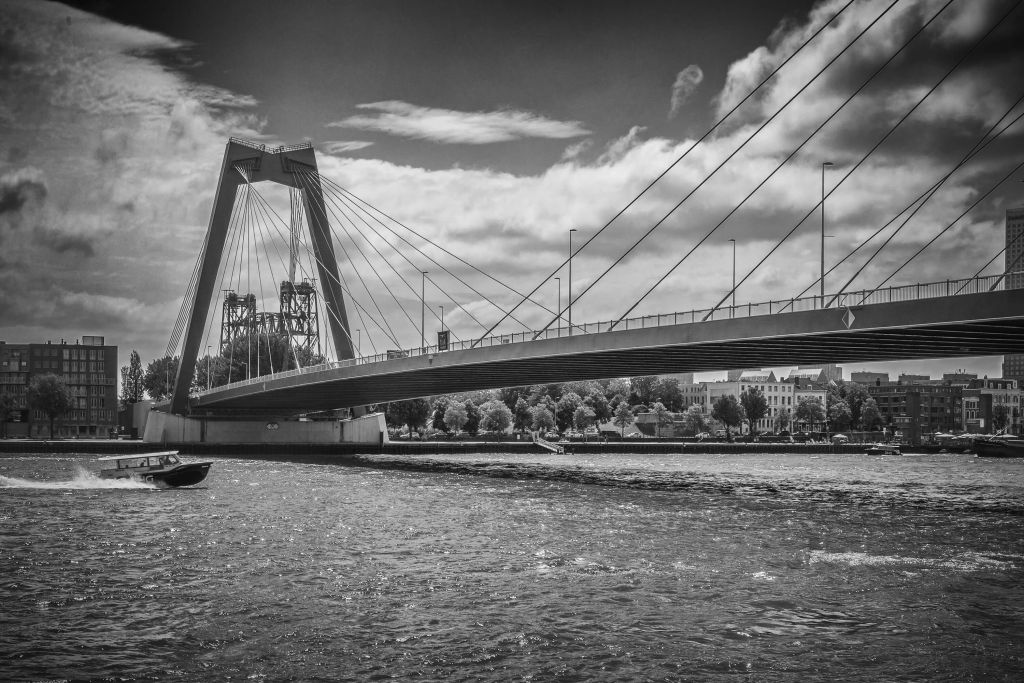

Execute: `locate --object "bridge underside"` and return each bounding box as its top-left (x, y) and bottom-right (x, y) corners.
top-left (184, 290), bottom-right (1024, 416)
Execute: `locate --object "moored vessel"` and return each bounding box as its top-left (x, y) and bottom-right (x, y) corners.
top-left (864, 443), bottom-right (901, 456)
top-left (98, 451), bottom-right (212, 487)
top-left (973, 436), bottom-right (1024, 458)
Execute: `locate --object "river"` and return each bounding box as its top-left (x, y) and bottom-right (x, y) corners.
top-left (2, 450), bottom-right (1023, 681)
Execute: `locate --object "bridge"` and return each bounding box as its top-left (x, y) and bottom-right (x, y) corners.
top-left (183, 281), bottom-right (1024, 415)
top-left (151, 2), bottom-right (1024, 442)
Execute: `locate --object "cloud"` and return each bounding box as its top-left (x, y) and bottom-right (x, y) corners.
top-left (323, 140), bottom-right (376, 155)
top-left (669, 64), bottom-right (704, 119)
top-left (0, 167), bottom-right (47, 215)
top-left (327, 100), bottom-right (591, 144)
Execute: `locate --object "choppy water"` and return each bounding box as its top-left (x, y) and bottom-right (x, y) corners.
top-left (2, 450), bottom-right (1023, 681)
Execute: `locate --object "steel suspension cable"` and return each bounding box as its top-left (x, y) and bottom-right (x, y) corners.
top-left (530, 0), bottom-right (902, 341)
top-left (701, 0), bottom-right (1018, 318)
top-left (316, 174), bottom-right (541, 330)
top-left (292, 172), bottom-right (406, 344)
top-left (617, 0), bottom-right (955, 328)
top-left (473, 0), bottom-right (859, 345)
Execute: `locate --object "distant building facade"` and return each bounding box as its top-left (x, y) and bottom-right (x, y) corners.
top-left (866, 382), bottom-right (963, 444)
top-left (1003, 207), bottom-right (1024, 383)
top-left (0, 336), bottom-right (117, 438)
top-left (850, 371), bottom-right (889, 385)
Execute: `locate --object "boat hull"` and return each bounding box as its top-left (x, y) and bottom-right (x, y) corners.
top-left (973, 439), bottom-right (1024, 458)
top-left (100, 462), bottom-right (212, 487)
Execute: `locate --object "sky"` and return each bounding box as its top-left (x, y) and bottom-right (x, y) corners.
top-left (1, 0), bottom-right (1023, 383)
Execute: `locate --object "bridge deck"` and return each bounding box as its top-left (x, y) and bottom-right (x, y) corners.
top-left (179, 287), bottom-right (1024, 415)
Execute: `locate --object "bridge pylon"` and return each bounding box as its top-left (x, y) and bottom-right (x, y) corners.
top-left (169, 139), bottom-right (353, 415)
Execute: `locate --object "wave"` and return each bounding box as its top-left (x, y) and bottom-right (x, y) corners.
top-left (0, 466), bottom-right (155, 490)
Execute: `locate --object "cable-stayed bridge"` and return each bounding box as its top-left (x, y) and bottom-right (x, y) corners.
top-left (154, 0), bottom-right (1024, 439)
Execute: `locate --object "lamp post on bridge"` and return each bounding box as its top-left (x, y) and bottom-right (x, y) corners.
top-left (554, 277), bottom-right (561, 337)
top-left (821, 161), bottom-right (834, 309)
top-left (356, 329), bottom-right (360, 357)
top-left (728, 238), bottom-right (736, 319)
top-left (439, 305), bottom-right (444, 332)
top-left (206, 345), bottom-right (211, 391)
top-left (568, 228), bottom-right (578, 336)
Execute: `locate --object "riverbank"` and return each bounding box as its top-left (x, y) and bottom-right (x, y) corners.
top-left (0, 438), bottom-right (966, 457)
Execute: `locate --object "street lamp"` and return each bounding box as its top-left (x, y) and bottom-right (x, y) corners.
top-left (206, 345), bottom-right (211, 391)
top-left (728, 238), bottom-right (736, 318)
top-left (568, 229), bottom-right (578, 336)
top-left (439, 305), bottom-right (444, 331)
top-left (554, 277), bottom-right (561, 337)
top-left (356, 329), bottom-right (361, 357)
top-left (821, 161), bottom-right (834, 308)
top-left (421, 271), bottom-right (428, 350)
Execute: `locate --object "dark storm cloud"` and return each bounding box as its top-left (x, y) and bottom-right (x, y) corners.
top-left (0, 169), bottom-right (47, 215)
top-left (34, 227), bottom-right (95, 257)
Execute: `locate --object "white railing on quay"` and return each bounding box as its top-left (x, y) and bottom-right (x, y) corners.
top-left (192, 274), bottom-right (1005, 398)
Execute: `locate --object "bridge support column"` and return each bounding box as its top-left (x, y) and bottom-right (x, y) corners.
top-left (143, 412), bottom-right (387, 445)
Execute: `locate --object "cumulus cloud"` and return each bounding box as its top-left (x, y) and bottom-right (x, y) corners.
top-left (327, 100), bottom-right (591, 144)
top-left (669, 64), bottom-right (704, 119)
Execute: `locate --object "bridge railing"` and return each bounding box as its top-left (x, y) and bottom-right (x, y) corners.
top-left (192, 274), bottom-right (1004, 397)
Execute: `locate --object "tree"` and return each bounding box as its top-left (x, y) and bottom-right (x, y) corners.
top-left (681, 404), bottom-right (710, 436)
top-left (613, 401), bottom-right (633, 437)
top-left (555, 392), bottom-right (584, 432)
top-left (216, 332), bottom-right (322, 386)
top-left (27, 374), bottom-right (73, 439)
top-left (530, 405), bottom-right (555, 433)
top-left (143, 356), bottom-right (180, 401)
top-left (711, 395), bottom-right (744, 441)
top-left (585, 389), bottom-right (612, 423)
top-left (0, 392), bottom-right (16, 439)
top-left (444, 403), bottom-right (468, 434)
top-left (606, 378), bottom-right (631, 401)
top-left (993, 404), bottom-right (1010, 433)
top-left (463, 400), bottom-right (482, 435)
top-left (630, 376), bottom-right (658, 406)
top-left (794, 397), bottom-right (826, 431)
top-left (860, 398), bottom-right (882, 430)
top-left (651, 401), bottom-right (672, 438)
top-left (119, 349), bottom-right (145, 408)
top-left (739, 387), bottom-right (768, 435)
top-left (513, 398), bottom-right (532, 432)
top-left (573, 404), bottom-right (597, 438)
top-left (431, 396), bottom-right (453, 432)
top-left (828, 399), bottom-right (852, 432)
top-left (498, 387), bottom-right (525, 412)
top-left (481, 400), bottom-right (514, 433)
top-left (386, 398), bottom-right (432, 434)
top-left (773, 408), bottom-right (792, 433)
top-left (654, 378), bottom-right (684, 412)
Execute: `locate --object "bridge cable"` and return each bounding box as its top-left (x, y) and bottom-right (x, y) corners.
top-left (315, 174), bottom-right (542, 332)
top-left (242, 177), bottom-right (385, 353)
top-left (245, 182), bottom-right (390, 355)
top-left (315, 174), bottom-right (522, 340)
top-left (779, 102), bottom-right (1024, 311)
top-left (297, 172), bottom-right (434, 340)
top-left (527, 0), bottom-right (903, 341)
top-left (241, 176), bottom-right (398, 351)
top-left (969, 227), bottom-right (1024, 293)
top-left (473, 0), bottom-right (864, 344)
top-left (860, 158), bottom-right (1024, 304)
top-left (704, 1), bottom-right (1020, 319)
top-left (612, 0), bottom-right (957, 327)
top-left (315, 176), bottom-right (494, 339)
top-left (291, 172), bottom-right (408, 344)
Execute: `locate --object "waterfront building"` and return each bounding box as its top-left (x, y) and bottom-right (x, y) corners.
top-left (0, 336), bottom-right (117, 438)
top-left (866, 382), bottom-right (963, 444)
top-left (850, 371), bottom-right (889, 385)
top-left (1003, 207), bottom-right (1024, 383)
top-left (970, 378), bottom-right (1020, 435)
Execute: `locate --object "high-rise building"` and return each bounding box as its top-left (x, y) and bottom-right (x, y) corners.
top-left (1003, 207), bottom-right (1024, 383)
top-left (0, 336), bottom-right (117, 438)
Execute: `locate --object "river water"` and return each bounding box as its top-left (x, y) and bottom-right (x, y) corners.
top-left (2, 450), bottom-right (1023, 681)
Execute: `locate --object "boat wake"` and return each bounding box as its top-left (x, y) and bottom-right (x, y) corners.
top-left (0, 466), bottom-right (156, 490)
